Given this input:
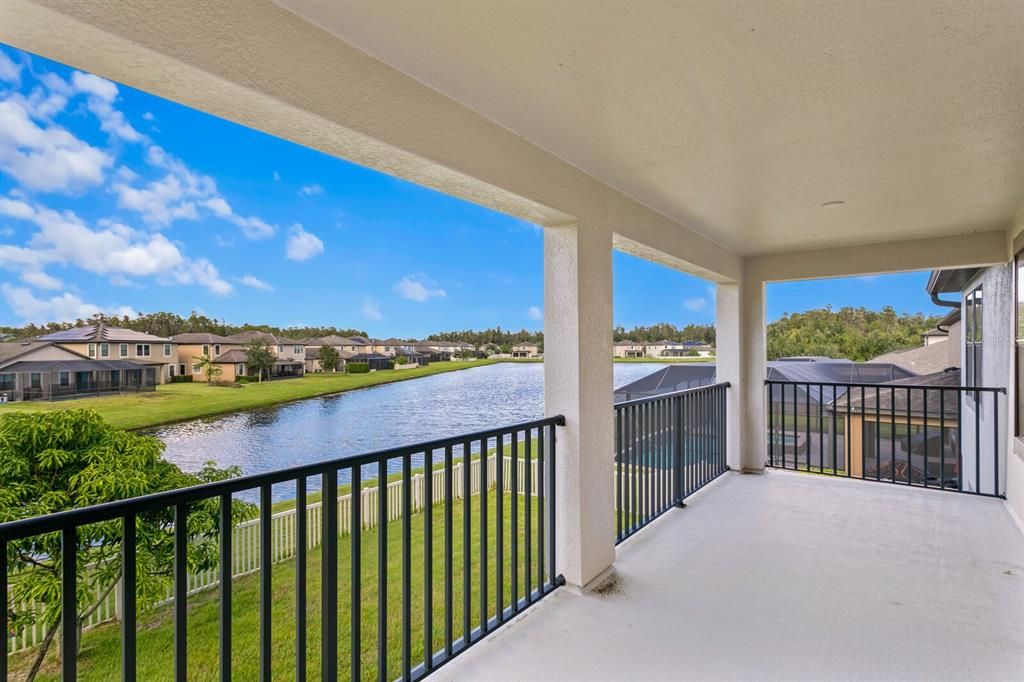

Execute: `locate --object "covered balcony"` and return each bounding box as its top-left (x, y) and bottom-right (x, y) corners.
top-left (1, 1), bottom-right (1022, 680)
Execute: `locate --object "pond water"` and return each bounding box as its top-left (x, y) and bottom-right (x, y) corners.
top-left (147, 362), bottom-right (665, 501)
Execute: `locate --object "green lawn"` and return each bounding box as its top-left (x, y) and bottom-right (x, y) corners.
top-left (0, 361), bottom-right (495, 430)
top-left (11, 492), bottom-right (546, 682)
top-left (613, 356), bottom-right (713, 363)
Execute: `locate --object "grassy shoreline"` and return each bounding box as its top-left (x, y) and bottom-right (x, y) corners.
top-left (0, 361), bottom-right (496, 431)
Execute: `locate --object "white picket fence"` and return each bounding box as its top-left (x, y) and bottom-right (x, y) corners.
top-left (7, 454), bottom-right (540, 657)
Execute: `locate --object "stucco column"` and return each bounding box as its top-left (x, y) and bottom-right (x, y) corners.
top-left (716, 275), bottom-right (767, 472)
top-left (544, 222), bottom-right (616, 588)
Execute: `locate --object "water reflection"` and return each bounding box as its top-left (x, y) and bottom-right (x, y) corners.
top-left (148, 362), bottom-right (664, 501)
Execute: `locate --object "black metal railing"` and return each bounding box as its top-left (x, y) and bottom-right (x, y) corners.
top-left (765, 380), bottom-right (1006, 497)
top-left (614, 382), bottom-right (729, 543)
top-left (0, 416), bottom-right (564, 681)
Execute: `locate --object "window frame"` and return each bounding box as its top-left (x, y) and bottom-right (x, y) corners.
top-left (120, 343), bottom-right (129, 357)
top-left (100, 343), bottom-right (109, 358)
top-left (163, 343), bottom-right (172, 357)
top-left (136, 343), bottom-right (151, 357)
top-left (88, 343), bottom-right (96, 358)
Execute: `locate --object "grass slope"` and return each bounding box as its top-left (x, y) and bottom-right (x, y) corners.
top-left (12, 493), bottom-right (545, 681)
top-left (0, 361), bottom-right (494, 430)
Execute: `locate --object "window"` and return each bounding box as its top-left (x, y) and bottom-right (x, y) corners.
top-left (136, 344), bottom-right (151, 357)
top-left (178, 364), bottom-right (186, 375)
top-left (100, 343), bottom-right (110, 358)
top-left (0, 373), bottom-right (15, 391)
top-left (30, 373), bottom-right (41, 389)
top-left (214, 344), bottom-right (221, 356)
top-left (88, 343), bottom-right (96, 358)
top-left (294, 345), bottom-right (303, 355)
top-left (120, 343), bottom-right (128, 357)
top-left (278, 345), bottom-right (284, 353)
top-left (202, 344), bottom-right (210, 357)
top-left (1017, 254), bottom-right (1024, 436)
top-left (965, 284), bottom-right (983, 387)
top-left (59, 371), bottom-right (69, 387)
top-left (164, 343), bottom-right (172, 357)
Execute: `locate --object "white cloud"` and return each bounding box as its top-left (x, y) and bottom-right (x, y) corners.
top-left (238, 274), bottom-right (273, 292)
top-left (70, 71), bottom-right (118, 101)
top-left (1, 283), bottom-right (135, 324)
top-left (86, 96), bottom-right (143, 142)
top-left (361, 296), bottom-right (383, 321)
top-left (111, 145), bottom-right (275, 237)
top-left (0, 99), bottom-right (112, 192)
top-left (286, 224), bottom-right (324, 261)
top-left (169, 258), bottom-right (232, 296)
top-left (0, 196), bottom-right (231, 296)
top-left (0, 51), bottom-right (22, 85)
top-left (393, 274), bottom-right (446, 302)
top-left (527, 305), bottom-right (543, 320)
top-left (298, 184), bottom-right (324, 197)
top-left (20, 270), bottom-right (62, 290)
top-left (142, 111), bottom-right (155, 122)
top-left (682, 297), bottom-right (707, 312)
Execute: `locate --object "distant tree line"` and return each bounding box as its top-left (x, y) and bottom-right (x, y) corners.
top-left (0, 306), bottom-right (940, 363)
top-left (0, 311), bottom-right (367, 341)
top-left (766, 306), bottom-right (941, 361)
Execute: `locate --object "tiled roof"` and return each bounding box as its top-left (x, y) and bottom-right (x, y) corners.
top-left (227, 331), bottom-right (304, 345)
top-left (171, 332), bottom-right (236, 344)
top-left (39, 322), bottom-right (171, 343)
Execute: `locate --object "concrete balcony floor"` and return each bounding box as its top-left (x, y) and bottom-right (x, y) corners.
top-left (441, 470), bottom-right (1024, 681)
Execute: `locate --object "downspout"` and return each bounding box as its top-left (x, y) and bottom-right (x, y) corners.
top-left (930, 292), bottom-right (960, 334)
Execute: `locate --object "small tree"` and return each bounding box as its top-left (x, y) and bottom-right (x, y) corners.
top-left (319, 345), bottom-right (340, 373)
top-left (0, 410), bottom-right (252, 682)
top-left (244, 339), bottom-right (276, 383)
top-left (192, 353), bottom-right (223, 383)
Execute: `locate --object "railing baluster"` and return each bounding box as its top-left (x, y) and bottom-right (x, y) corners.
top-left (296, 477), bottom-right (307, 682)
top-left (462, 441), bottom-right (471, 642)
top-left (537, 426), bottom-right (546, 594)
top-left (378, 460), bottom-right (388, 680)
top-left (923, 388), bottom-right (930, 488)
top-left (510, 431), bottom-right (518, 610)
top-left (402, 453), bottom-right (412, 681)
top-left (174, 505), bottom-right (187, 682)
top-left (444, 444), bottom-right (454, 658)
top-left (122, 513), bottom-right (137, 682)
top-left (1, 540), bottom-right (7, 682)
top-left (351, 466), bottom-right (362, 681)
top-left (891, 386), bottom-right (897, 483)
top-left (219, 494), bottom-right (232, 682)
top-left (525, 430), bottom-right (532, 604)
top-left (423, 450), bottom-right (434, 671)
top-left (548, 422), bottom-right (558, 590)
top-left (322, 471), bottom-right (338, 681)
top-left (496, 435), bottom-right (505, 623)
top-left (479, 438), bottom-right (488, 630)
top-left (62, 527), bottom-right (77, 682)
top-left (975, 388), bottom-right (981, 494)
top-left (259, 484), bottom-right (272, 681)
top-left (994, 392), bottom-right (1000, 496)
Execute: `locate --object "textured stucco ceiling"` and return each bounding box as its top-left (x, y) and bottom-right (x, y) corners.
top-left (277, 0), bottom-right (1024, 255)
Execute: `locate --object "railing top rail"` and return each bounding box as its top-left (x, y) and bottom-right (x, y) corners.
top-left (764, 379), bottom-right (1006, 394)
top-left (614, 381), bottom-right (729, 408)
top-left (0, 414), bottom-right (565, 541)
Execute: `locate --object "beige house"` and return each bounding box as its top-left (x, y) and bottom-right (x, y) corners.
top-left (170, 332), bottom-right (241, 381)
top-left (303, 335), bottom-right (358, 372)
top-left (37, 323), bottom-right (177, 382)
top-left (511, 343), bottom-right (540, 358)
top-left (224, 331), bottom-right (306, 378)
top-left (613, 341), bottom-right (645, 358)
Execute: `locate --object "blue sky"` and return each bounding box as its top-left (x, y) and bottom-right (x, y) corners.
top-left (0, 44), bottom-right (947, 337)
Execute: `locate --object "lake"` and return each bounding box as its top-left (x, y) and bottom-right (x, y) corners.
top-left (148, 362), bottom-right (666, 501)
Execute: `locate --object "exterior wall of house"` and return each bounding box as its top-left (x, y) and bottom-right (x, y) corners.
top-left (960, 264), bottom-right (1012, 496)
top-left (56, 340), bottom-right (177, 383)
top-left (946, 320), bottom-right (962, 369)
top-left (211, 362), bottom-right (246, 383)
top-left (176, 342), bottom-right (240, 380)
top-left (613, 344), bottom-right (644, 358)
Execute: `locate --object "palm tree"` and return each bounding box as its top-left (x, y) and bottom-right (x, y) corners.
top-left (192, 353), bottom-right (222, 383)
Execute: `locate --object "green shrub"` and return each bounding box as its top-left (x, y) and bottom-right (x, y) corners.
top-left (347, 362), bottom-right (370, 374)
top-left (169, 374), bottom-right (193, 383)
top-left (235, 375), bottom-right (260, 383)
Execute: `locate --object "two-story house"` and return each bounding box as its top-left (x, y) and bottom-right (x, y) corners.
top-left (37, 323), bottom-right (177, 382)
